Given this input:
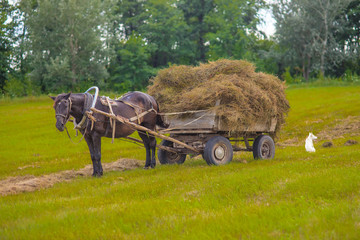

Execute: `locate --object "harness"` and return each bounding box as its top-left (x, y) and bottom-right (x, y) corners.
top-left (57, 87), bottom-right (157, 144)
top-left (73, 92), bottom-right (93, 130)
top-left (100, 94), bottom-right (157, 143)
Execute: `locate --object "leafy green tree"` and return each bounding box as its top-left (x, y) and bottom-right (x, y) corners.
top-left (333, 0), bottom-right (360, 76)
top-left (273, 0), bottom-right (353, 80)
top-left (23, 0), bottom-right (109, 92)
top-left (177, 0), bottom-right (214, 62)
top-left (112, 0), bottom-right (146, 38)
top-left (205, 0), bottom-right (264, 60)
top-left (108, 0), bottom-right (194, 90)
top-left (0, 0), bottom-right (13, 92)
top-left (108, 35), bottom-right (155, 91)
top-left (138, 0), bottom-right (192, 67)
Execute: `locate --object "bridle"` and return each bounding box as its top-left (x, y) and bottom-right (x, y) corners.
top-left (55, 98), bottom-right (72, 126)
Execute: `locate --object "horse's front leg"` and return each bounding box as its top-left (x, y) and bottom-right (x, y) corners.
top-left (85, 133), bottom-right (103, 177)
top-left (92, 133), bottom-right (103, 176)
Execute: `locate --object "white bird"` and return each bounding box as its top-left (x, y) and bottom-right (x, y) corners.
top-left (305, 132), bottom-right (317, 152)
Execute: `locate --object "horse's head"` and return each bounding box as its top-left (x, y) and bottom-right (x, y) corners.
top-left (50, 93), bottom-right (72, 132)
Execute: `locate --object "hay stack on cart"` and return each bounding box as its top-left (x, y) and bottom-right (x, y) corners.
top-left (147, 59), bottom-right (289, 165)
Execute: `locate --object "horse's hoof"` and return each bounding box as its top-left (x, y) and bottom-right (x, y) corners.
top-left (92, 172), bottom-right (103, 177)
top-left (143, 166), bottom-right (150, 170)
top-left (150, 165), bottom-right (156, 169)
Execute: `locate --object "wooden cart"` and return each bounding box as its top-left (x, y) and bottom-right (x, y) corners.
top-left (157, 109), bottom-right (277, 165)
top-left (91, 107), bottom-right (277, 166)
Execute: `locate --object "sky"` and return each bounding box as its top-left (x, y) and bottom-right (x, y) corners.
top-left (258, 7), bottom-right (276, 37)
top-left (257, 0), bottom-right (277, 37)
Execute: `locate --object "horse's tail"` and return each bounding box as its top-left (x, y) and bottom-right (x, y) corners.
top-left (154, 100), bottom-right (169, 129)
top-left (156, 113), bottom-right (169, 129)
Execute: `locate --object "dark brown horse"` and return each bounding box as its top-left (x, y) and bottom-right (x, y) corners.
top-left (51, 89), bottom-right (168, 176)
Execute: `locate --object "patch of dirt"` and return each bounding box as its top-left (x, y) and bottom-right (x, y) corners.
top-left (318, 116), bottom-right (360, 140)
top-left (322, 142), bottom-right (333, 148)
top-left (0, 158), bottom-right (142, 196)
top-left (276, 137), bottom-right (301, 147)
top-left (278, 116), bottom-right (360, 146)
top-left (344, 139), bottom-right (358, 146)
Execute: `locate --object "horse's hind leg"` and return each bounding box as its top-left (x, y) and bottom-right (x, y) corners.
top-left (138, 131), bottom-right (152, 169)
top-left (149, 135), bottom-right (156, 168)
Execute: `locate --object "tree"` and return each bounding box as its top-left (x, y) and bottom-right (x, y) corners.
top-left (108, 35), bottom-right (155, 91)
top-left (178, 0), bottom-right (214, 62)
top-left (205, 0), bottom-right (264, 60)
top-left (333, 0), bottom-right (360, 76)
top-left (0, 0), bottom-right (13, 92)
top-left (138, 0), bottom-right (192, 67)
top-left (112, 0), bottom-right (147, 39)
top-left (108, 0), bottom-right (194, 90)
top-left (23, 0), bottom-right (109, 92)
top-left (273, 0), bottom-right (353, 80)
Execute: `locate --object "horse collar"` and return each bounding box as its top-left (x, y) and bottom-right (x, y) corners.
top-left (73, 93), bottom-right (94, 130)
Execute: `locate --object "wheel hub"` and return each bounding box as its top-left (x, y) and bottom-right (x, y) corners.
top-left (261, 142), bottom-right (270, 157)
top-left (214, 146), bottom-right (225, 160)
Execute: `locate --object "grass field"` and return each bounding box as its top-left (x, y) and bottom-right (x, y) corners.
top-left (0, 85), bottom-right (360, 239)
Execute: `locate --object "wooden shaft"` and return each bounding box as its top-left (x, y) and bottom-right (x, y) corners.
top-left (90, 107), bottom-right (200, 153)
top-left (124, 136), bottom-right (178, 154)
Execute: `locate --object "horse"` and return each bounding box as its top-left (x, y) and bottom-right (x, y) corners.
top-left (50, 90), bottom-right (168, 176)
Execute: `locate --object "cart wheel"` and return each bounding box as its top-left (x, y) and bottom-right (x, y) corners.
top-left (204, 136), bottom-right (233, 165)
top-left (158, 140), bottom-right (186, 164)
top-left (252, 135), bottom-right (275, 160)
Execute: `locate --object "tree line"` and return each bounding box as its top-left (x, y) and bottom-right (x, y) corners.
top-left (1, 0), bottom-right (359, 96)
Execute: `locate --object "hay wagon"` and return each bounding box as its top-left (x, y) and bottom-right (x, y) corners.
top-left (156, 109), bottom-right (277, 165)
top-left (91, 105), bottom-right (277, 166)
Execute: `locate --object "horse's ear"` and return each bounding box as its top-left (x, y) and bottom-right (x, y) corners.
top-left (64, 92), bottom-right (71, 99)
top-left (49, 96), bottom-right (56, 101)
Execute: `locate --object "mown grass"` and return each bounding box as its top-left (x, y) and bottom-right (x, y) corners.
top-left (0, 85), bottom-right (360, 239)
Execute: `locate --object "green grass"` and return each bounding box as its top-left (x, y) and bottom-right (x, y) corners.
top-left (1, 86), bottom-right (360, 239)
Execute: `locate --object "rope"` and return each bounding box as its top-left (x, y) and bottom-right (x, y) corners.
top-left (64, 125), bottom-right (87, 144)
top-left (106, 97), bottom-right (116, 144)
top-left (158, 109), bottom-right (207, 116)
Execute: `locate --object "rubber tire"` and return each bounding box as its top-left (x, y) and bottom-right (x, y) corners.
top-left (158, 140), bottom-right (186, 164)
top-left (204, 136), bottom-right (233, 166)
top-left (252, 135), bottom-right (275, 160)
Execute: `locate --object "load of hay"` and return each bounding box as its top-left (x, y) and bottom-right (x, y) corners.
top-left (148, 59), bottom-right (289, 136)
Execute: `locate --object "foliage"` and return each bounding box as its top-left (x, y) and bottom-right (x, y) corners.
top-left (23, 0), bottom-right (109, 92)
top-left (3, 73), bottom-right (40, 97)
top-left (205, 0), bottom-right (264, 60)
top-left (273, 0), bottom-right (354, 81)
top-left (108, 35), bottom-right (156, 92)
top-left (177, 0), bottom-right (214, 62)
top-left (0, 0), bottom-right (14, 92)
top-left (2, 0), bottom-right (360, 95)
top-left (138, 0), bottom-right (192, 67)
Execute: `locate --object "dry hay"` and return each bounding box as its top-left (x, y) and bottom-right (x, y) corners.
top-left (0, 158), bottom-right (142, 196)
top-left (148, 59), bottom-right (289, 135)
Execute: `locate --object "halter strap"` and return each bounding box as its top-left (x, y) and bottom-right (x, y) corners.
top-left (56, 98), bottom-right (72, 125)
